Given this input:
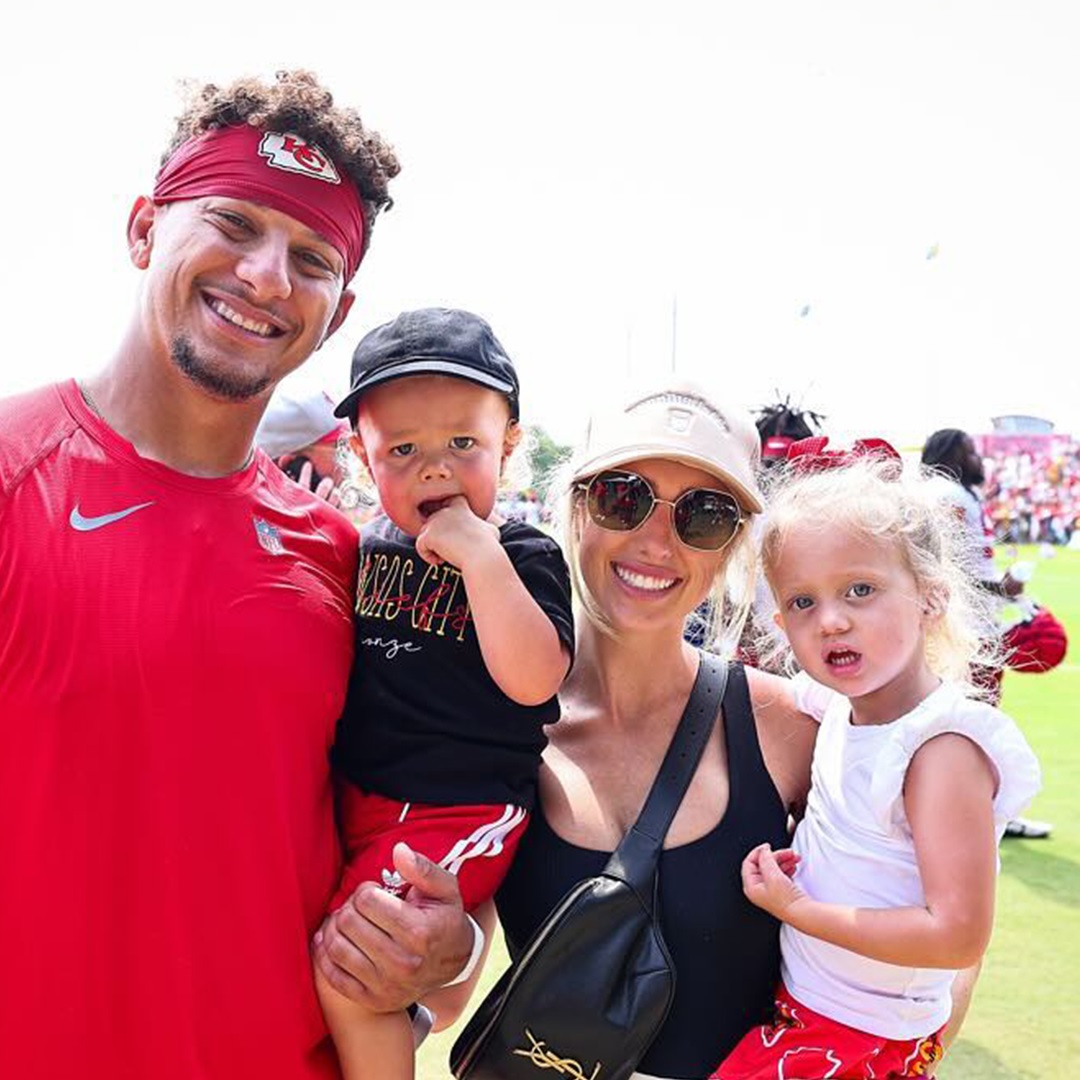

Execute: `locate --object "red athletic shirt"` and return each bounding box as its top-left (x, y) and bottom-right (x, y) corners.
top-left (0, 381), bottom-right (358, 1080)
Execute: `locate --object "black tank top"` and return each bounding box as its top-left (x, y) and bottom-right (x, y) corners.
top-left (496, 664), bottom-right (789, 1079)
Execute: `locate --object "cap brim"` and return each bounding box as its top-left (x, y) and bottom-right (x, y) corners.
top-left (334, 359), bottom-right (517, 419)
top-left (573, 443), bottom-right (763, 514)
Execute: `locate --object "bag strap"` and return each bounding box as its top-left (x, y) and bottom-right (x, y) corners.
top-left (604, 652), bottom-right (729, 896)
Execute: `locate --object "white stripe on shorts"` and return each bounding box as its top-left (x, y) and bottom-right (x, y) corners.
top-left (439, 803), bottom-right (528, 876)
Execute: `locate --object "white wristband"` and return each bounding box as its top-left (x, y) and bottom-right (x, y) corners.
top-left (443, 913), bottom-right (485, 988)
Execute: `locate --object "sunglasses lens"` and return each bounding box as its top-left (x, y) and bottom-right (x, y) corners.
top-left (587, 472), bottom-right (652, 531)
top-left (674, 490), bottom-right (741, 550)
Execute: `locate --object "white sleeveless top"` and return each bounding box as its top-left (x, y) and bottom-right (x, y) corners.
top-left (782, 673), bottom-right (1041, 1039)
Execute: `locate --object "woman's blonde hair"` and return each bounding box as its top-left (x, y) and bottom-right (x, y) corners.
top-left (758, 455), bottom-right (1001, 692)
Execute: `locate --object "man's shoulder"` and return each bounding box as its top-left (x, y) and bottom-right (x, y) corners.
top-left (0, 382), bottom-right (76, 493)
top-left (258, 452), bottom-right (359, 550)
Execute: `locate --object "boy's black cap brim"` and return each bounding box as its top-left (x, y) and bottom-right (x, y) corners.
top-left (334, 359), bottom-right (519, 420)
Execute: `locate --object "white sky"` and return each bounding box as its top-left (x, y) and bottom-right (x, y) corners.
top-left (4, 0), bottom-right (1078, 448)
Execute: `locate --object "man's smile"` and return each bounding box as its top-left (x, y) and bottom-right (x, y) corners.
top-left (202, 290), bottom-right (288, 340)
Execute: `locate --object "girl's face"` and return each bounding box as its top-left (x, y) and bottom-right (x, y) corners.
top-left (576, 457), bottom-right (735, 637)
top-left (768, 524), bottom-right (939, 725)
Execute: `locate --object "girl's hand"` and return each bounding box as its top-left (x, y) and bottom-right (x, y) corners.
top-left (741, 843), bottom-right (804, 922)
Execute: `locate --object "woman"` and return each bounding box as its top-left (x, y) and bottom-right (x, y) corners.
top-left (494, 380), bottom-right (818, 1078)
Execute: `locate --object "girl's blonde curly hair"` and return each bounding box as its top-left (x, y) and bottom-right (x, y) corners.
top-left (758, 454), bottom-right (1002, 695)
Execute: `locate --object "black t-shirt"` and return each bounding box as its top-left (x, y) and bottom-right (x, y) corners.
top-left (332, 516), bottom-right (574, 808)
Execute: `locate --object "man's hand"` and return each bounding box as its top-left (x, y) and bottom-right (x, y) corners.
top-left (312, 843), bottom-right (473, 1011)
top-left (740, 843), bottom-right (803, 921)
top-left (415, 496), bottom-right (500, 570)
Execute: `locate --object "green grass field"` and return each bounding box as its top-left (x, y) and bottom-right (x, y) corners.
top-left (419, 545), bottom-right (1080, 1080)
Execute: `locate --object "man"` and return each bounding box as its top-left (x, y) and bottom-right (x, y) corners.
top-left (922, 428), bottom-right (1052, 839)
top-left (0, 71), bottom-right (473, 1079)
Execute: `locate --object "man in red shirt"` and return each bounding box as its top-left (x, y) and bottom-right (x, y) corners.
top-left (0, 70), bottom-right (473, 1080)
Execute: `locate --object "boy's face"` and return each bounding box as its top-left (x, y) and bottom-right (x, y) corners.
top-left (353, 374), bottom-right (516, 536)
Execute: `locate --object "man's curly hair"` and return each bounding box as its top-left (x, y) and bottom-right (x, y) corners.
top-left (160, 70), bottom-right (401, 256)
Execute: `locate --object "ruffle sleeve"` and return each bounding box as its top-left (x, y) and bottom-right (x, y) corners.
top-left (869, 686), bottom-right (1042, 835)
top-left (791, 670), bottom-right (838, 724)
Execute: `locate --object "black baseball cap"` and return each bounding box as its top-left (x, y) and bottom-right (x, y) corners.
top-left (334, 307), bottom-right (520, 422)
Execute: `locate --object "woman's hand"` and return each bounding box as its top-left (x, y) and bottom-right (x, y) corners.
top-left (740, 843), bottom-right (803, 921)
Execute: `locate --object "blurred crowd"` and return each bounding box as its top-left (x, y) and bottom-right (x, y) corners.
top-left (980, 439), bottom-right (1080, 545)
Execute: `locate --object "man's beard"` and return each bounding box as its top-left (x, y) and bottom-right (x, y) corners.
top-left (171, 335), bottom-right (273, 402)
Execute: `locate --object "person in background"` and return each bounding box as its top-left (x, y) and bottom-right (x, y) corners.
top-left (256, 386), bottom-right (377, 522)
top-left (755, 395), bottom-right (826, 468)
top-left (257, 387), bottom-right (349, 481)
top-left (257, 387), bottom-right (351, 492)
top-left (922, 428), bottom-right (1052, 840)
top-left (0, 70), bottom-right (474, 1080)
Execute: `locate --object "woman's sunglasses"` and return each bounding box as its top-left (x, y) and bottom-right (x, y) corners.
top-left (577, 470), bottom-right (745, 552)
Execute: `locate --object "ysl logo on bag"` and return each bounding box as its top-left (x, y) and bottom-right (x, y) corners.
top-left (512, 1029), bottom-right (601, 1080)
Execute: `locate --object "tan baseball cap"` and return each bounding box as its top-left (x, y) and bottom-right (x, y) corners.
top-left (256, 389), bottom-right (348, 459)
top-left (571, 380), bottom-right (764, 513)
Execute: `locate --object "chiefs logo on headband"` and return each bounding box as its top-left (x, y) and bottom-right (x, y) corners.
top-left (258, 133), bottom-right (341, 185)
top-left (153, 124), bottom-right (366, 280)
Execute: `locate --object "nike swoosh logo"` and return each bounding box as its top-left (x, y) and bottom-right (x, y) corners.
top-left (69, 502), bottom-right (155, 532)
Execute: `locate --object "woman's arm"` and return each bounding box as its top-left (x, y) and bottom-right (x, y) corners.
top-left (742, 733), bottom-right (998, 969)
top-left (745, 667), bottom-right (818, 813)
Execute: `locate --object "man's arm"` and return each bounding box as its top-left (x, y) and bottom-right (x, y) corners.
top-left (312, 843), bottom-right (475, 1011)
top-left (422, 900), bottom-right (498, 1031)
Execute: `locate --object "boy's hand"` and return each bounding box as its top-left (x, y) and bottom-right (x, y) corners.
top-left (741, 843), bottom-right (805, 921)
top-left (415, 496), bottom-right (501, 570)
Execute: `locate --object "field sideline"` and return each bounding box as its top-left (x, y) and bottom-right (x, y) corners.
top-left (419, 545), bottom-right (1080, 1080)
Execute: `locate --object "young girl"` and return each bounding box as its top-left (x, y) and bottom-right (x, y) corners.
top-left (713, 441), bottom-right (1041, 1080)
top-left (319, 308), bottom-right (574, 1080)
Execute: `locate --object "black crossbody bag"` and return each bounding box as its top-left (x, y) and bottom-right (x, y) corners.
top-left (450, 654), bottom-right (728, 1080)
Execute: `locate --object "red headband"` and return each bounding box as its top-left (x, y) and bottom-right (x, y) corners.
top-left (786, 436), bottom-right (902, 475)
top-left (153, 125), bottom-right (365, 282)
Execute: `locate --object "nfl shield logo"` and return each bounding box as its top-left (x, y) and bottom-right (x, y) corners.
top-left (253, 517), bottom-right (285, 555)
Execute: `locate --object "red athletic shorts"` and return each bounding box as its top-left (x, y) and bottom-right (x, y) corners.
top-left (330, 785), bottom-right (529, 912)
top-left (712, 984), bottom-right (944, 1079)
